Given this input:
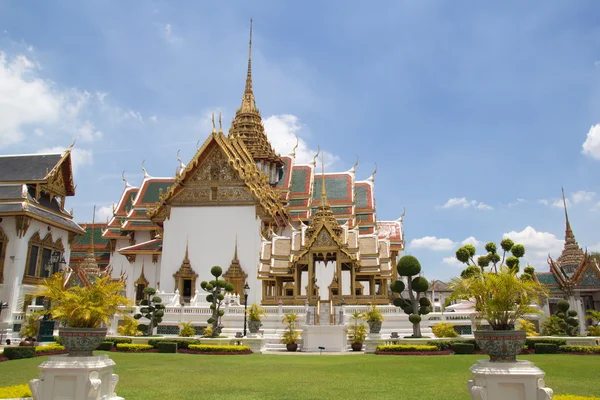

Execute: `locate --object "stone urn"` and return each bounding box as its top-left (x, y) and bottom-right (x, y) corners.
top-left (248, 320), bottom-right (261, 334)
top-left (368, 321), bottom-right (382, 334)
top-left (58, 327), bottom-right (108, 357)
top-left (473, 330), bottom-right (526, 362)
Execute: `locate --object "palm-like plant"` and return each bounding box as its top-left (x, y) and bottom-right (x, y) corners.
top-left (280, 312), bottom-right (300, 345)
top-left (35, 272), bottom-right (132, 328)
top-left (449, 267), bottom-right (547, 330)
top-left (347, 311), bottom-right (368, 344)
top-left (117, 316), bottom-right (140, 336)
top-left (586, 310), bottom-right (600, 336)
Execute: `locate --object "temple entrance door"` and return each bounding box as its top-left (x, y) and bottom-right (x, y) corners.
top-left (182, 279), bottom-right (192, 303)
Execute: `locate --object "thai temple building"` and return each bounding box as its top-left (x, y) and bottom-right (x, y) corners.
top-left (101, 23), bottom-right (404, 308)
top-left (536, 189), bottom-right (600, 333)
top-left (0, 149), bottom-right (85, 333)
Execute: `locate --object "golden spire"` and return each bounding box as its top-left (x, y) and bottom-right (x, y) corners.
top-left (228, 18), bottom-right (281, 166)
top-left (184, 238), bottom-right (190, 263)
top-left (321, 152), bottom-right (328, 207)
top-left (233, 234), bottom-right (239, 261)
top-left (561, 187), bottom-right (573, 240)
top-left (218, 110), bottom-right (223, 134)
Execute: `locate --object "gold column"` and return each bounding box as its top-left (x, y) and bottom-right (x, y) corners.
top-left (308, 253), bottom-right (314, 302)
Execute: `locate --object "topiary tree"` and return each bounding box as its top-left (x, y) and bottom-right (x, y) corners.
top-left (552, 300), bottom-right (579, 336)
top-left (455, 238), bottom-right (526, 275)
top-left (134, 287), bottom-right (165, 336)
top-left (200, 266), bottom-right (235, 337)
top-left (391, 255), bottom-right (430, 338)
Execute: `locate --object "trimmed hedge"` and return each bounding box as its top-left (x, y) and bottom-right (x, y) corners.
top-left (559, 345), bottom-right (600, 354)
top-left (452, 343), bottom-right (474, 354)
top-left (157, 342), bottom-right (178, 353)
top-left (534, 343), bottom-right (558, 354)
top-left (427, 340), bottom-right (480, 351)
top-left (376, 345), bottom-right (438, 353)
top-left (108, 337), bottom-right (133, 345)
top-left (0, 384), bottom-right (32, 398)
top-left (554, 396), bottom-right (600, 400)
top-left (35, 344), bottom-right (65, 353)
top-left (187, 344), bottom-right (250, 353)
top-left (116, 344), bottom-right (154, 352)
top-left (525, 338), bottom-right (567, 350)
top-left (96, 341), bottom-right (115, 351)
top-left (3, 347), bottom-right (35, 360)
top-left (148, 338), bottom-right (200, 349)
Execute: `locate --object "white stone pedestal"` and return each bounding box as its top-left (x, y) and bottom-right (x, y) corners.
top-left (301, 325), bottom-right (347, 352)
top-left (467, 360), bottom-right (553, 400)
top-left (29, 355), bottom-right (124, 400)
top-left (242, 337), bottom-right (265, 353)
top-left (364, 333), bottom-right (384, 354)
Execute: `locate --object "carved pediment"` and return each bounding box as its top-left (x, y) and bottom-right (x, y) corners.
top-left (191, 148), bottom-right (237, 182)
top-left (315, 229), bottom-right (335, 247)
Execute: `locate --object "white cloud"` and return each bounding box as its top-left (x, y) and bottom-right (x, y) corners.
top-left (162, 23), bottom-right (182, 44)
top-left (0, 52), bottom-right (62, 147)
top-left (442, 256), bottom-right (463, 267)
top-left (502, 226), bottom-right (563, 270)
top-left (76, 120), bottom-right (102, 142)
top-left (582, 124), bottom-right (600, 159)
top-left (438, 197), bottom-right (493, 211)
top-left (410, 236), bottom-right (455, 251)
top-left (508, 198), bottom-right (526, 208)
top-left (537, 199), bottom-right (549, 206)
top-left (149, 115), bottom-right (158, 122)
top-left (37, 146), bottom-right (93, 173)
top-left (551, 198), bottom-right (571, 208)
top-left (461, 236), bottom-right (480, 247)
top-left (33, 128), bottom-right (44, 136)
top-left (571, 191), bottom-right (595, 204)
top-left (264, 114), bottom-right (339, 167)
top-left (95, 204), bottom-right (115, 223)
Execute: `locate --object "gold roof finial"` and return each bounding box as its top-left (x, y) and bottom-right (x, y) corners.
top-left (142, 160), bottom-right (150, 179)
top-left (211, 110), bottom-right (216, 134)
top-left (312, 145), bottom-right (320, 167)
top-left (184, 238), bottom-right (190, 263)
top-left (218, 110), bottom-right (223, 133)
top-left (350, 154), bottom-right (359, 174)
top-left (290, 136), bottom-right (299, 158)
top-left (122, 170), bottom-right (133, 188)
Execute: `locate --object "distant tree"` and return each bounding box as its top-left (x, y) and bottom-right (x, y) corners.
top-left (391, 255), bottom-right (430, 338)
top-left (200, 266), bottom-right (235, 337)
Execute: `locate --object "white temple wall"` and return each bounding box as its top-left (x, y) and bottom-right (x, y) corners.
top-left (127, 254), bottom-right (158, 298)
top-left (161, 205), bottom-right (262, 304)
top-left (109, 238), bottom-right (130, 280)
top-left (0, 217), bottom-right (71, 324)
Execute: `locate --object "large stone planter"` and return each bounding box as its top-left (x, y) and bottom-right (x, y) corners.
top-left (368, 321), bottom-right (382, 334)
top-left (58, 327), bottom-right (107, 357)
top-left (474, 330), bottom-right (526, 362)
top-left (248, 320), bottom-right (261, 334)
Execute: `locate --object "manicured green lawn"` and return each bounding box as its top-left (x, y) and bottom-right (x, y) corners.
top-left (0, 353), bottom-right (598, 399)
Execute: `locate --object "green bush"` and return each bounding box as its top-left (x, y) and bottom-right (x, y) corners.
top-left (376, 344), bottom-right (438, 352)
top-left (3, 347), bottom-right (35, 360)
top-left (187, 344), bottom-right (250, 353)
top-left (34, 344), bottom-right (65, 353)
top-left (148, 338), bottom-right (200, 349)
top-left (432, 322), bottom-right (459, 338)
top-left (115, 343), bottom-right (153, 352)
top-left (559, 345), bottom-right (600, 354)
top-left (96, 341), bottom-right (114, 351)
top-left (524, 338), bottom-right (567, 350)
top-left (534, 343), bottom-right (558, 354)
top-left (0, 384), bottom-right (32, 398)
top-left (106, 337), bottom-right (133, 345)
top-left (452, 343), bottom-right (474, 354)
top-left (157, 342), bottom-right (178, 353)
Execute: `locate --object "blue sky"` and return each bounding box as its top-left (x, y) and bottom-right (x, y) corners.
top-left (1, 1), bottom-right (600, 281)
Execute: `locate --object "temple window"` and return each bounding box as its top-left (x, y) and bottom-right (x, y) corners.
top-left (24, 233), bottom-right (64, 283)
top-left (0, 226), bottom-right (8, 284)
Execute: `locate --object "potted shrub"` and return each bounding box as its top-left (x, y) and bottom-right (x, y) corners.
top-left (364, 303), bottom-right (384, 334)
top-left (19, 312), bottom-right (41, 346)
top-left (346, 311), bottom-right (368, 351)
top-left (450, 240), bottom-right (547, 362)
top-left (35, 272), bottom-right (132, 356)
top-left (280, 312), bottom-right (300, 352)
top-left (246, 303), bottom-right (266, 334)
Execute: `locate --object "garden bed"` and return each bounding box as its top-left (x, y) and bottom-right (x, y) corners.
top-left (375, 350), bottom-right (452, 356)
top-left (179, 349), bottom-right (253, 355)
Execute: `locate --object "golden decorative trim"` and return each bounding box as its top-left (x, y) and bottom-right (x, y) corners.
top-left (15, 215), bottom-right (31, 238)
